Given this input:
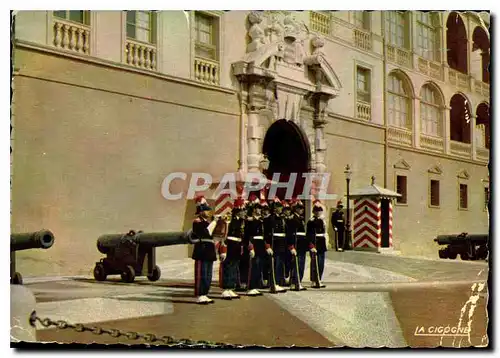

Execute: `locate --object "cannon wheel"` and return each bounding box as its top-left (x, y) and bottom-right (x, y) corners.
top-left (93, 263), bottom-right (107, 281)
top-left (121, 265), bottom-right (136, 283)
top-left (147, 265), bottom-right (161, 282)
top-left (448, 252), bottom-right (457, 260)
top-left (438, 249), bottom-right (447, 259)
top-left (11, 272), bottom-right (23, 285)
top-left (460, 252), bottom-right (470, 260)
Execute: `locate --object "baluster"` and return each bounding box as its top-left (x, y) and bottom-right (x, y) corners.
top-left (151, 49), bottom-right (157, 70)
top-left (138, 46), bottom-right (145, 68)
top-left (68, 26), bottom-right (77, 50)
top-left (132, 44), bottom-right (139, 66)
top-left (53, 23), bottom-right (63, 47)
top-left (126, 43), bottom-right (132, 64)
top-left (144, 48), bottom-right (151, 69)
top-left (76, 29), bottom-right (84, 52)
top-left (62, 24), bottom-right (70, 49)
top-left (83, 30), bottom-right (90, 54)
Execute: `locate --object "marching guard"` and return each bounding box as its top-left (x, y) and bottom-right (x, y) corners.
top-left (191, 196), bottom-right (218, 304)
top-left (288, 198), bottom-right (308, 291)
top-left (268, 198), bottom-right (287, 293)
top-left (307, 200), bottom-right (328, 289)
top-left (261, 199), bottom-right (273, 289)
top-left (244, 196), bottom-right (265, 296)
top-left (218, 197), bottom-right (246, 300)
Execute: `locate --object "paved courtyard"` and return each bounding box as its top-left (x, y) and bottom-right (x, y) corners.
top-left (15, 252), bottom-right (489, 348)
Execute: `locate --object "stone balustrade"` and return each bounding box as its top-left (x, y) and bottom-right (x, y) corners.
top-left (356, 100), bottom-right (371, 121)
top-left (310, 11), bottom-right (331, 36)
top-left (353, 28), bottom-right (372, 51)
top-left (448, 68), bottom-right (470, 91)
top-left (474, 79), bottom-right (490, 98)
top-left (476, 147), bottom-right (489, 162)
top-left (388, 126), bottom-right (412, 147)
top-left (194, 57), bottom-right (220, 85)
top-left (416, 57), bottom-right (442, 81)
top-left (53, 19), bottom-right (90, 54)
top-left (420, 134), bottom-right (444, 152)
top-left (125, 39), bottom-right (157, 71)
top-left (450, 140), bottom-right (472, 157)
top-left (387, 45), bottom-right (411, 68)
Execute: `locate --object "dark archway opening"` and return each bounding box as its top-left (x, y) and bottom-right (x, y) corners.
top-left (473, 27), bottom-right (490, 84)
top-left (447, 12), bottom-right (468, 74)
top-left (262, 119), bottom-right (311, 200)
top-left (450, 94), bottom-right (471, 144)
top-left (476, 103), bottom-right (490, 149)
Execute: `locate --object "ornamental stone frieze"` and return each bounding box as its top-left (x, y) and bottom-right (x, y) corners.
top-left (232, 11), bottom-right (343, 175)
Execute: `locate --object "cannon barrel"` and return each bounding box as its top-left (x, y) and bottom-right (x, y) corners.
top-left (434, 233), bottom-right (488, 245)
top-left (11, 230), bottom-right (55, 252)
top-left (97, 230), bottom-right (193, 254)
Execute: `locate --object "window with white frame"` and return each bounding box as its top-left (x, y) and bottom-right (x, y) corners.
top-left (388, 73), bottom-right (411, 129)
top-left (126, 11), bottom-right (157, 44)
top-left (53, 10), bottom-right (90, 25)
top-left (420, 84), bottom-right (442, 136)
top-left (385, 11), bottom-right (407, 48)
top-left (195, 12), bottom-right (218, 61)
top-left (416, 12), bottom-right (439, 61)
top-left (356, 66), bottom-right (371, 103)
top-left (350, 11), bottom-right (370, 30)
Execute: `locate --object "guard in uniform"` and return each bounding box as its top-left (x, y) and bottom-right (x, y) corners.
top-left (307, 200), bottom-right (328, 289)
top-left (269, 198), bottom-right (287, 293)
top-left (289, 198), bottom-right (308, 290)
top-left (283, 201), bottom-right (295, 287)
top-left (331, 201), bottom-right (345, 252)
top-left (219, 197), bottom-right (245, 300)
top-left (191, 196), bottom-right (218, 304)
top-left (244, 197), bottom-right (265, 296)
top-left (261, 199), bottom-right (273, 289)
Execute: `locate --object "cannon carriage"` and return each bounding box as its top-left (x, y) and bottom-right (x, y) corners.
top-left (93, 229), bottom-right (193, 283)
top-left (11, 230), bottom-right (55, 285)
top-left (434, 233), bottom-right (488, 261)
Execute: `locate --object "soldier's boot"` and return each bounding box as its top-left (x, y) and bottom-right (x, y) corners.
top-left (228, 290), bottom-right (240, 299)
top-left (221, 290), bottom-right (233, 300)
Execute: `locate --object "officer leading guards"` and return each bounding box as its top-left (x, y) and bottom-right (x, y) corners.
top-left (218, 197), bottom-right (245, 300)
top-left (289, 198), bottom-right (308, 290)
top-left (307, 199), bottom-right (328, 289)
top-left (269, 198), bottom-right (287, 293)
top-left (244, 196), bottom-right (265, 296)
top-left (191, 196), bottom-right (218, 304)
top-left (331, 200), bottom-right (346, 252)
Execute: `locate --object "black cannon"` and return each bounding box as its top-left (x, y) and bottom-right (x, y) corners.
top-left (11, 230), bottom-right (55, 285)
top-left (93, 229), bottom-right (193, 283)
top-left (434, 233), bottom-right (488, 261)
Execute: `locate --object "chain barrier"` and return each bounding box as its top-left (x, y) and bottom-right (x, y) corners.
top-left (29, 311), bottom-right (245, 348)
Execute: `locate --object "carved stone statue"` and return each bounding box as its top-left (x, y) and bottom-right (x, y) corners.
top-left (247, 11), bottom-right (266, 53)
top-left (266, 12), bottom-right (284, 43)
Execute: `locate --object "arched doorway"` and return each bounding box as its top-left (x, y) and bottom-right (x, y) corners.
top-left (446, 12), bottom-right (468, 74)
top-left (476, 103), bottom-right (490, 149)
top-left (473, 26), bottom-right (490, 83)
top-left (262, 119), bottom-right (311, 199)
top-left (450, 93), bottom-right (472, 144)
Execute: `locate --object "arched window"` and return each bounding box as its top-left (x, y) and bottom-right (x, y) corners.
top-left (420, 84), bottom-right (443, 136)
top-left (476, 103), bottom-right (490, 149)
top-left (446, 12), bottom-right (468, 74)
top-left (450, 93), bottom-right (471, 144)
top-left (472, 27), bottom-right (490, 84)
top-left (385, 11), bottom-right (409, 49)
top-left (388, 73), bottom-right (412, 129)
top-left (416, 12), bottom-right (439, 61)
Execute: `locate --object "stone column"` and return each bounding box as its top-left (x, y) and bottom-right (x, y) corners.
top-left (444, 105), bottom-right (451, 154)
top-left (413, 96), bottom-right (421, 148)
top-left (312, 94), bottom-right (329, 175)
top-left (471, 114), bottom-right (477, 161)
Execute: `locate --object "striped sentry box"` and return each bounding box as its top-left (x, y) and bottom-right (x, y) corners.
top-left (213, 182), bottom-right (246, 217)
top-left (388, 200), bottom-right (393, 247)
top-left (352, 198), bottom-right (381, 249)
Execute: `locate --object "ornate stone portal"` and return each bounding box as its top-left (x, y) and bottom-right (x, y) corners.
top-left (232, 11), bottom-right (342, 181)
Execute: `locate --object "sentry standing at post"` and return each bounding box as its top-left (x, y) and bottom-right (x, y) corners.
top-left (307, 200), bottom-right (328, 289)
top-left (191, 196), bottom-right (218, 304)
top-left (244, 196), bottom-right (265, 296)
top-left (218, 197), bottom-right (246, 300)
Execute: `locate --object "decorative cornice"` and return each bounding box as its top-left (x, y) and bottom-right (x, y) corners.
top-left (428, 164), bottom-right (443, 175)
top-left (394, 159), bottom-right (411, 170)
top-left (457, 169), bottom-right (470, 180)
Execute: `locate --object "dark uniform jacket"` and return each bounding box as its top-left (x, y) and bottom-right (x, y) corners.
top-left (270, 214), bottom-right (287, 254)
top-left (226, 218), bottom-right (244, 260)
top-left (191, 217), bottom-right (217, 262)
top-left (307, 217), bottom-right (328, 254)
top-left (263, 214), bottom-right (273, 251)
top-left (285, 215), bottom-right (298, 251)
top-left (293, 214), bottom-right (309, 253)
top-left (331, 210), bottom-right (345, 230)
top-left (245, 216), bottom-right (266, 257)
